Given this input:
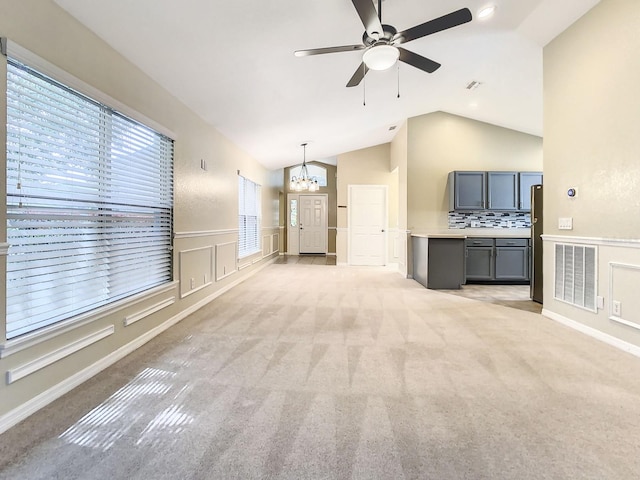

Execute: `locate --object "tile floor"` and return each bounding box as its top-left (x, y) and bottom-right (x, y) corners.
top-left (439, 284), bottom-right (542, 314)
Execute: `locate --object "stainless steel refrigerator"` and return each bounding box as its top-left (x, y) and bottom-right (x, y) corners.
top-left (530, 184), bottom-right (543, 303)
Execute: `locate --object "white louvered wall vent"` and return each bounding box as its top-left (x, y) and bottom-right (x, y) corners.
top-left (554, 243), bottom-right (597, 312)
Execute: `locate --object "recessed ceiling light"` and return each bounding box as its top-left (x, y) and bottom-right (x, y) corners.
top-left (478, 5), bottom-right (496, 19)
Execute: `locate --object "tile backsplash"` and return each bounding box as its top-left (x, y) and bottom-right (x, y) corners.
top-left (448, 211), bottom-right (531, 229)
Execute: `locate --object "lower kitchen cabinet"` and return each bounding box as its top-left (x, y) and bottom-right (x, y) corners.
top-left (465, 238), bottom-right (494, 281)
top-left (466, 237), bottom-right (530, 284)
top-left (412, 236), bottom-right (465, 289)
top-left (495, 239), bottom-right (529, 281)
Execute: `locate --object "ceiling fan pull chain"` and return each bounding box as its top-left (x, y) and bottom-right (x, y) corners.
top-left (363, 64), bottom-right (367, 106)
top-left (397, 64), bottom-right (401, 99)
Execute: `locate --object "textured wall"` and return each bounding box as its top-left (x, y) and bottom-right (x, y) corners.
top-left (543, 0), bottom-right (640, 238)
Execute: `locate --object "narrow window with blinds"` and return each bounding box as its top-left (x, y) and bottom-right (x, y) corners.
top-left (5, 58), bottom-right (174, 340)
top-left (238, 175), bottom-right (261, 258)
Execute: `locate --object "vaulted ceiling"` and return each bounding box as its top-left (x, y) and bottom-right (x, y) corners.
top-left (53, 0), bottom-right (599, 169)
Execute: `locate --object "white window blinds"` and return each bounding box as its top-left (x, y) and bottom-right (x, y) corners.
top-left (6, 59), bottom-right (174, 339)
top-left (238, 175), bottom-right (261, 258)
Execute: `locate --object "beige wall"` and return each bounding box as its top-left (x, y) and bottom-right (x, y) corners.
top-left (336, 143), bottom-right (397, 265)
top-left (406, 112), bottom-right (543, 231)
top-left (544, 0), bottom-right (640, 238)
top-left (0, 0), bottom-right (281, 425)
top-left (542, 0), bottom-right (640, 349)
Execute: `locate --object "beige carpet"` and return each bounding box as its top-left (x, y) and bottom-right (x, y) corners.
top-left (1, 263), bottom-right (640, 479)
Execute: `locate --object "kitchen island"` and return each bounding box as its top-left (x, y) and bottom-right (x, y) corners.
top-left (411, 229), bottom-right (531, 290)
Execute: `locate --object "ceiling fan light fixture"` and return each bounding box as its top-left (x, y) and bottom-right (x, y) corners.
top-left (362, 44), bottom-right (400, 71)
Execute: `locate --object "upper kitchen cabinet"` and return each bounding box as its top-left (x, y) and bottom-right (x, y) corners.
top-left (518, 172), bottom-right (543, 211)
top-left (448, 171), bottom-right (486, 210)
top-left (487, 172), bottom-right (518, 210)
top-left (449, 170), bottom-right (543, 212)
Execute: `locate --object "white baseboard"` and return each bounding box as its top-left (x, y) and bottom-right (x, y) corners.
top-left (0, 256), bottom-right (278, 435)
top-left (542, 308), bottom-right (640, 359)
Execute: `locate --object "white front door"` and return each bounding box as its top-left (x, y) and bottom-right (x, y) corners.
top-left (299, 194), bottom-right (327, 254)
top-left (349, 185), bottom-right (387, 266)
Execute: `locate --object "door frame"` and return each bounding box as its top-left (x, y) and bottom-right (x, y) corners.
top-left (347, 184), bottom-right (388, 266)
top-left (287, 193), bottom-right (328, 255)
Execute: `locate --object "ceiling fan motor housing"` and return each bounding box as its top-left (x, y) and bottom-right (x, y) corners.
top-left (362, 24), bottom-right (397, 46)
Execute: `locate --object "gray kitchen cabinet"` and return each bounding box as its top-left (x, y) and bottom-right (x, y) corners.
top-left (427, 238), bottom-right (465, 289)
top-left (487, 172), bottom-right (518, 210)
top-left (450, 170), bottom-right (543, 212)
top-left (518, 172), bottom-right (543, 211)
top-left (495, 239), bottom-right (529, 281)
top-left (412, 236), bottom-right (465, 289)
top-left (449, 171), bottom-right (486, 210)
top-left (465, 238), bottom-right (494, 281)
top-left (466, 237), bottom-right (530, 283)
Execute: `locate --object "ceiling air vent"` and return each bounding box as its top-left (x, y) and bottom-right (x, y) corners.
top-left (388, 125), bottom-right (397, 131)
top-left (466, 80), bottom-right (482, 90)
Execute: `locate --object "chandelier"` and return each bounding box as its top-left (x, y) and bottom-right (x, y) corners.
top-left (290, 142), bottom-right (319, 192)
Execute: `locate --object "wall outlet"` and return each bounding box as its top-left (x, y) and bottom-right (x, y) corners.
top-left (612, 300), bottom-right (621, 317)
top-left (558, 217), bottom-right (573, 230)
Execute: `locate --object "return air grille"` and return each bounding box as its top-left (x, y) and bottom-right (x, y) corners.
top-left (554, 243), bottom-right (597, 312)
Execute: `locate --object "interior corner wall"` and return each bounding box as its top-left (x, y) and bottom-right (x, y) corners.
top-left (542, 0), bottom-right (640, 349)
top-left (406, 111), bottom-right (542, 232)
top-left (336, 143), bottom-right (393, 265)
top-left (390, 122), bottom-right (409, 276)
top-left (0, 0), bottom-right (281, 427)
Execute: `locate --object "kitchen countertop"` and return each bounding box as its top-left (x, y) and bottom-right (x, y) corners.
top-left (411, 228), bottom-right (531, 239)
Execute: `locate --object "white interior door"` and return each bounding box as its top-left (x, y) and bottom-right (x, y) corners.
top-left (349, 185), bottom-right (387, 266)
top-left (299, 195), bottom-right (327, 254)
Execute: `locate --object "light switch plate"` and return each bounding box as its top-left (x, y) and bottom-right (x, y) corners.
top-left (558, 217), bottom-right (573, 230)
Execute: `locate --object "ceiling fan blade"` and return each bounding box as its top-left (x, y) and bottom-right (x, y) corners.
top-left (294, 44), bottom-right (365, 57)
top-left (398, 48), bottom-right (441, 74)
top-left (351, 0), bottom-right (384, 39)
top-left (346, 62), bottom-right (369, 87)
top-left (394, 8), bottom-right (472, 44)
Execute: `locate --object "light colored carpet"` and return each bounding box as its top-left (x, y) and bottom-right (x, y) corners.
top-left (1, 263), bottom-right (640, 479)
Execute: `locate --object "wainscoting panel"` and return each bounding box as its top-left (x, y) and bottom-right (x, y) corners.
top-left (216, 242), bottom-right (237, 281)
top-left (609, 262), bottom-right (640, 330)
top-left (262, 235), bottom-right (271, 257)
top-left (179, 246), bottom-right (214, 298)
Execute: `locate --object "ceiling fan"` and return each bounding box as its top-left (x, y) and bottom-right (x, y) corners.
top-left (294, 0), bottom-right (473, 87)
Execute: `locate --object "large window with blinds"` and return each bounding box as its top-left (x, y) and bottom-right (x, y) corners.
top-left (238, 175), bottom-right (261, 258)
top-left (5, 58), bottom-right (174, 340)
